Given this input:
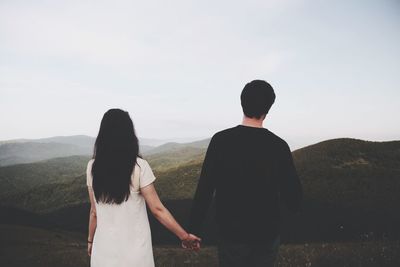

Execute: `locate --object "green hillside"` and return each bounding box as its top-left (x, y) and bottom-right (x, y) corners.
top-left (0, 138), bottom-right (399, 245)
top-left (142, 138), bottom-right (208, 172)
top-left (153, 159), bottom-right (203, 200)
top-left (151, 138), bottom-right (400, 212)
top-left (0, 148), bottom-right (204, 213)
top-left (0, 143), bottom-right (204, 213)
top-left (145, 147), bottom-right (205, 172)
top-left (1, 138), bottom-right (400, 216)
top-left (0, 159), bottom-right (202, 213)
top-left (0, 155), bottom-right (90, 196)
top-left (293, 138), bottom-right (400, 213)
top-left (0, 175), bottom-right (88, 213)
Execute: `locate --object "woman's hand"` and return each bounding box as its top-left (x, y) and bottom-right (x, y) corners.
top-left (181, 233), bottom-right (201, 251)
top-left (87, 242), bottom-right (93, 256)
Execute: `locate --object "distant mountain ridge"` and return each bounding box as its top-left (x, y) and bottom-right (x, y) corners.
top-left (0, 142), bottom-right (91, 167)
top-left (144, 138), bottom-right (210, 155)
top-left (0, 135), bottom-right (205, 167)
top-left (0, 135), bottom-right (94, 146)
top-left (0, 135), bottom-right (94, 167)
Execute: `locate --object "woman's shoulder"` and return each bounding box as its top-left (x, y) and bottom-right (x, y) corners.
top-left (86, 158), bottom-right (95, 170)
top-left (135, 157), bottom-right (156, 188)
top-left (86, 159), bottom-right (95, 187)
top-left (136, 157), bottom-right (149, 167)
top-left (86, 159), bottom-right (94, 171)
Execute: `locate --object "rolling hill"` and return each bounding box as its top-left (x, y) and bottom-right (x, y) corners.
top-left (0, 155), bottom-right (90, 196)
top-left (144, 146), bottom-right (206, 172)
top-left (0, 135), bottom-right (210, 213)
top-left (141, 138), bottom-right (209, 172)
top-left (0, 137), bottom-right (399, 245)
top-left (1, 137), bottom-right (400, 212)
top-left (292, 138), bottom-right (400, 213)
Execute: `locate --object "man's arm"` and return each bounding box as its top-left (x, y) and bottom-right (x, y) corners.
top-left (279, 141), bottom-right (303, 212)
top-left (188, 135), bottom-right (218, 237)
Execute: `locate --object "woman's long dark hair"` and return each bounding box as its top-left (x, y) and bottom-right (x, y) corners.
top-left (92, 109), bottom-right (139, 204)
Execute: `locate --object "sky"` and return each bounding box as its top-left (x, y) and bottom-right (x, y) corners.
top-left (1, 0), bottom-right (399, 149)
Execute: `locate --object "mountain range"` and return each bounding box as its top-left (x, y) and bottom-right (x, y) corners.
top-left (0, 136), bottom-right (399, 246)
top-left (0, 135), bottom-right (204, 167)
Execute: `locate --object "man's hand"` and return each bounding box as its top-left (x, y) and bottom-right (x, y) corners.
top-left (181, 233), bottom-right (201, 251)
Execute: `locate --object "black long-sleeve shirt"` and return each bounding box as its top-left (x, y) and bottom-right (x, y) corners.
top-left (188, 125), bottom-right (303, 243)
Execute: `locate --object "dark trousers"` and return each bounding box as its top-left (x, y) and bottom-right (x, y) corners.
top-left (217, 235), bottom-right (280, 267)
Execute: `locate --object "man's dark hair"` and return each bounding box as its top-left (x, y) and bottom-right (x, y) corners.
top-left (240, 80), bottom-right (276, 119)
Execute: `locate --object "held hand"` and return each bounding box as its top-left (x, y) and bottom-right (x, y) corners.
top-left (181, 233), bottom-right (201, 251)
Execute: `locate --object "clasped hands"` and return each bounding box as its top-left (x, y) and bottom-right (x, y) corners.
top-left (181, 233), bottom-right (201, 251)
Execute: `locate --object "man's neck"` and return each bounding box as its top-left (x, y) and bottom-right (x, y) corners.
top-left (241, 116), bottom-right (264, 128)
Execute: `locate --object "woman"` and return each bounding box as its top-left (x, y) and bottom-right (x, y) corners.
top-left (86, 108), bottom-right (200, 267)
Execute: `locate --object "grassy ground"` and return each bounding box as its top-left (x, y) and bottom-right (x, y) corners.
top-left (1, 224), bottom-right (399, 267)
top-left (154, 242), bottom-right (400, 267)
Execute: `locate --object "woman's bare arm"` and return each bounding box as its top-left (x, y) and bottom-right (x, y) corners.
top-left (87, 187), bottom-right (97, 256)
top-left (141, 183), bottom-right (201, 249)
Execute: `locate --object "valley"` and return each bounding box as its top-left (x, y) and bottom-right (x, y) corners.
top-left (0, 137), bottom-right (399, 266)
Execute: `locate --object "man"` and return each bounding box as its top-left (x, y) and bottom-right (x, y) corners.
top-left (188, 80), bottom-right (303, 267)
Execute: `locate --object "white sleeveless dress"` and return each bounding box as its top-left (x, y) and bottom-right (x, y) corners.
top-left (86, 157), bottom-right (156, 267)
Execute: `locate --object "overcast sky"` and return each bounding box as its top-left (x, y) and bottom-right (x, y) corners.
top-left (1, 0), bottom-right (399, 149)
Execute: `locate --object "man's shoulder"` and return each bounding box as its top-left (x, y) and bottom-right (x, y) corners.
top-left (210, 126), bottom-right (290, 150)
top-left (267, 130), bottom-right (290, 148)
top-left (211, 126), bottom-right (240, 141)
top-left (255, 129), bottom-right (291, 154)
